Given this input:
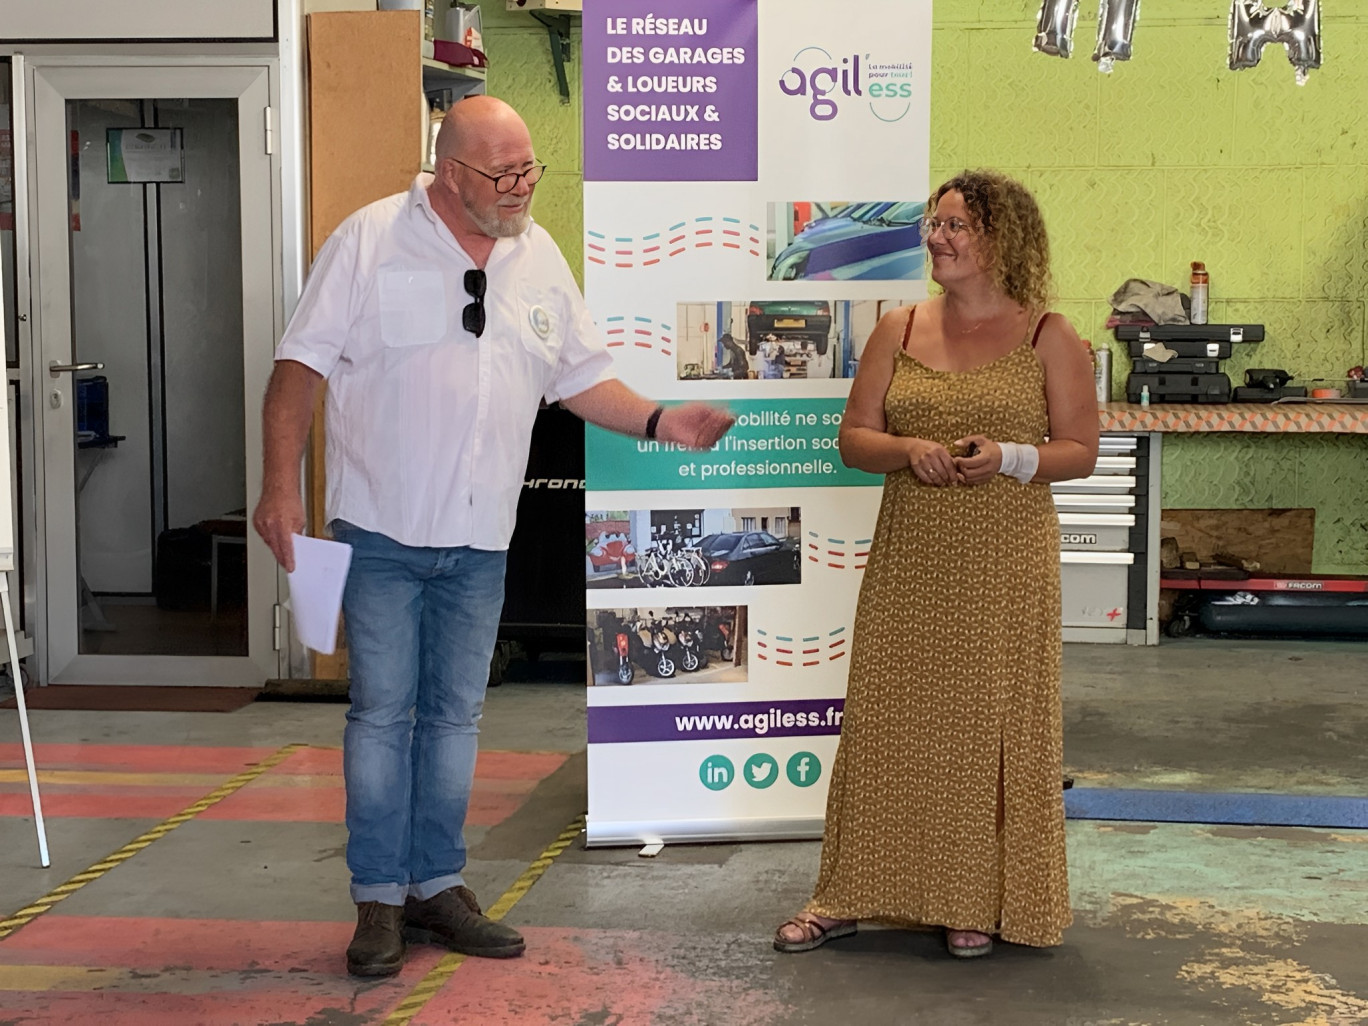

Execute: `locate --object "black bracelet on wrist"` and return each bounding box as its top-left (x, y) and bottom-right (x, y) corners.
top-left (645, 405), bottom-right (665, 440)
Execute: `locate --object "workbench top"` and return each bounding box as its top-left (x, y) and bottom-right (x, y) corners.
top-left (1100, 402), bottom-right (1368, 434)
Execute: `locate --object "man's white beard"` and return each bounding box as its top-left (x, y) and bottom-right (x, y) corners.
top-left (464, 193), bottom-right (530, 238)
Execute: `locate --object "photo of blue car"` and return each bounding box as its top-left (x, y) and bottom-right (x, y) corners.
top-left (768, 200), bottom-right (927, 282)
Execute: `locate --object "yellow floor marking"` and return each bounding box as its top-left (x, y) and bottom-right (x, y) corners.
top-left (0, 964), bottom-right (127, 992)
top-left (0, 743), bottom-right (304, 942)
top-left (382, 815), bottom-right (585, 1026)
top-left (0, 769), bottom-right (238, 788)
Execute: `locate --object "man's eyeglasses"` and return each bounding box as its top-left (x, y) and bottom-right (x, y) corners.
top-left (463, 269), bottom-right (486, 338)
top-left (451, 158), bottom-right (548, 194)
top-left (920, 216), bottom-right (978, 241)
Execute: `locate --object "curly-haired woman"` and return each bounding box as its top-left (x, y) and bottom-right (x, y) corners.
top-left (773, 170), bottom-right (1098, 959)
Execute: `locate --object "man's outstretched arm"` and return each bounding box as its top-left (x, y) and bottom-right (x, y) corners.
top-left (560, 379), bottom-right (734, 450)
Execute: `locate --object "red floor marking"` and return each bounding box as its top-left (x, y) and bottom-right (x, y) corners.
top-left (412, 927), bottom-right (788, 1026)
top-left (0, 917), bottom-right (358, 971)
top-left (0, 748), bottom-right (568, 824)
top-left (0, 745), bottom-right (272, 774)
top-left (0, 794), bottom-right (194, 819)
top-left (0, 927), bottom-right (789, 1025)
top-left (267, 746), bottom-right (340, 774)
top-left (472, 751), bottom-right (569, 781)
top-left (0, 986), bottom-right (424, 1026)
top-left (197, 786), bottom-right (346, 822)
top-left (197, 780), bottom-right (535, 825)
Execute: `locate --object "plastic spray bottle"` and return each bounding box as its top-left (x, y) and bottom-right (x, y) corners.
top-left (1189, 262), bottom-right (1209, 325)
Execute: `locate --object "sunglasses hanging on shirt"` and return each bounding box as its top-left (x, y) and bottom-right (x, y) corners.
top-left (463, 268), bottom-right (487, 338)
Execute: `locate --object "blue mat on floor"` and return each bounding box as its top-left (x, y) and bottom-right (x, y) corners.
top-left (1065, 788), bottom-right (1368, 829)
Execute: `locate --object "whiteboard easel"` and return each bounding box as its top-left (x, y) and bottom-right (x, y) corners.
top-left (0, 270), bottom-right (49, 868)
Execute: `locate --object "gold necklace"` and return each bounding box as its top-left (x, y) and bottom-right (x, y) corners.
top-left (946, 310), bottom-right (991, 335)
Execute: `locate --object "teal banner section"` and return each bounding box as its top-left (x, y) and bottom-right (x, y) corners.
top-left (586, 398), bottom-right (882, 490)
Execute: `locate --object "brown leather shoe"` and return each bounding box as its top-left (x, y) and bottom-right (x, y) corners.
top-left (346, 901), bottom-right (406, 977)
top-left (403, 885), bottom-right (525, 958)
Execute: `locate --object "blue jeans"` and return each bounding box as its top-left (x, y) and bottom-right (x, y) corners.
top-left (330, 520), bottom-right (508, 906)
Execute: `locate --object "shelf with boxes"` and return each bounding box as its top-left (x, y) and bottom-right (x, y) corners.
top-left (1114, 323), bottom-right (1264, 404)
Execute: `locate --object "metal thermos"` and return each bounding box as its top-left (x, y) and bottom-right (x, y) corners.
top-left (1094, 346), bottom-right (1112, 404)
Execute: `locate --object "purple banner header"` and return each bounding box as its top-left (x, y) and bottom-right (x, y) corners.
top-left (583, 0), bottom-right (758, 182)
top-left (589, 698), bottom-right (845, 744)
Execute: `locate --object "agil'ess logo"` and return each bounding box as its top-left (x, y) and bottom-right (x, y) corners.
top-left (778, 47), bottom-right (914, 123)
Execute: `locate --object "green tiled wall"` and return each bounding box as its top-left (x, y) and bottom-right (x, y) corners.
top-left (930, 1), bottom-right (1367, 573)
top-left (485, 1), bottom-right (1368, 572)
top-left (474, 0), bottom-right (583, 283)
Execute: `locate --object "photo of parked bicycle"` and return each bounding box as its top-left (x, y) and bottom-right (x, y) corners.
top-left (586, 508), bottom-right (802, 590)
top-left (586, 606), bottom-right (747, 686)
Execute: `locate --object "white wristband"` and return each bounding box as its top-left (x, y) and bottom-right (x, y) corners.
top-left (997, 442), bottom-right (1039, 484)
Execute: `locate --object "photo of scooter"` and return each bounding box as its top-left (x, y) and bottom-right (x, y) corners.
top-left (588, 606), bottom-right (746, 686)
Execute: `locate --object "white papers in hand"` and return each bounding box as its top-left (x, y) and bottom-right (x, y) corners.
top-left (287, 534), bottom-right (353, 654)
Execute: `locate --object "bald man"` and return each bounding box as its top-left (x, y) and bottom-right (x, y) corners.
top-left (253, 96), bottom-right (732, 977)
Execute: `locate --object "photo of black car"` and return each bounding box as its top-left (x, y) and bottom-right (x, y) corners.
top-left (586, 508), bottom-right (803, 589)
top-left (698, 531), bottom-right (801, 586)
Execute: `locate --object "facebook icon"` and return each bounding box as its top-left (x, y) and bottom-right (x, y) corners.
top-left (786, 752), bottom-right (822, 787)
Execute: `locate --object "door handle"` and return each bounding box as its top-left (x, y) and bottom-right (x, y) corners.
top-left (49, 361), bottom-right (105, 376)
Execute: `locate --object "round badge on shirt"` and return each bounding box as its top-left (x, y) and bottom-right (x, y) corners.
top-left (529, 305), bottom-right (552, 339)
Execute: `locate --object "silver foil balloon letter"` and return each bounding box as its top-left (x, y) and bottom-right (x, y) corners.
top-left (1034, 0), bottom-right (1080, 58)
top-left (1229, 0), bottom-right (1322, 85)
top-left (1093, 0), bottom-right (1141, 73)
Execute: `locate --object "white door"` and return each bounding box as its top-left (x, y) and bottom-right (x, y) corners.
top-left (26, 62), bottom-right (279, 685)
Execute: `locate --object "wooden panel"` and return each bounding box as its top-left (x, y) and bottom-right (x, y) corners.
top-left (1160, 508), bottom-right (1316, 574)
top-left (307, 11), bottom-right (423, 257)
top-left (305, 10), bottom-right (423, 679)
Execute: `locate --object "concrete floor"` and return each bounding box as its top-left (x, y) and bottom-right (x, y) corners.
top-left (1, 639), bottom-right (1366, 1025)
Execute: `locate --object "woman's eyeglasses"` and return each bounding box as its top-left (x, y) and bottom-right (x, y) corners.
top-left (920, 216), bottom-right (977, 241)
top-left (463, 269), bottom-right (486, 338)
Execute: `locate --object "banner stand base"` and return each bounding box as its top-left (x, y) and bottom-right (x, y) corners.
top-left (587, 815), bottom-right (824, 849)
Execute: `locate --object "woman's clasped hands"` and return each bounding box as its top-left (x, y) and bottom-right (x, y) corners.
top-left (906, 434), bottom-right (1002, 487)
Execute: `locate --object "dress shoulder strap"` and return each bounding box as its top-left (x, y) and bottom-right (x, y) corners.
top-left (900, 305), bottom-right (917, 351)
top-left (1030, 311), bottom-right (1056, 348)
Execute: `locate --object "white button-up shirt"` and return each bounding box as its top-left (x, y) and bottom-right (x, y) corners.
top-left (276, 174), bottom-right (615, 550)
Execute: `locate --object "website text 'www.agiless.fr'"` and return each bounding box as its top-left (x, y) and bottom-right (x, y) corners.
top-left (674, 706), bottom-right (844, 737)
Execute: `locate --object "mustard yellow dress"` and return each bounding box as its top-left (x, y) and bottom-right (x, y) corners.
top-left (807, 317), bottom-right (1072, 947)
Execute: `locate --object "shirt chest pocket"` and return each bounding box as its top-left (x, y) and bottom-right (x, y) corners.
top-left (379, 270), bottom-right (448, 347)
top-left (517, 283), bottom-right (564, 367)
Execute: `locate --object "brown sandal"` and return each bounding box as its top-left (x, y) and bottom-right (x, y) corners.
top-left (773, 912), bottom-right (857, 953)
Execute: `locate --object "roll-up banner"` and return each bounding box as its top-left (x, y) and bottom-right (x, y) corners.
top-left (582, 0), bottom-right (933, 847)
